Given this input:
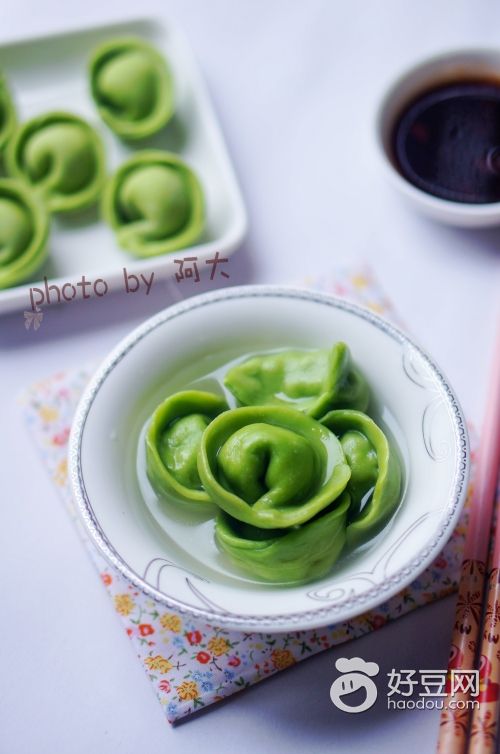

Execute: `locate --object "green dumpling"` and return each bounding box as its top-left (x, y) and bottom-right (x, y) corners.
top-left (89, 37), bottom-right (174, 139)
top-left (321, 409), bottom-right (402, 548)
top-left (146, 390), bottom-right (228, 504)
top-left (198, 405), bottom-right (351, 529)
top-left (215, 492), bottom-right (350, 583)
top-left (0, 75), bottom-right (16, 153)
top-left (103, 150), bottom-right (204, 257)
top-left (0, 178), bottom-right (49, 289)
top-left (224, 342), bottom-right (369, 418)
top-left (5, 112), bottom-right (106, 213)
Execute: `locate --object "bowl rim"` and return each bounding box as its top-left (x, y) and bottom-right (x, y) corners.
top-left (375, 46), bottom-right (500, 219)
top-left (69, 284), bottom-right (469, 630)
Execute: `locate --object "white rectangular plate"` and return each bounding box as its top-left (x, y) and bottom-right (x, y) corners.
top-left (0, 17), bottom-right (247, 314)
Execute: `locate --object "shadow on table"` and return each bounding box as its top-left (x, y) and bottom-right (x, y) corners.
top-left (397, 203), bottom-right (500, 264)
top-left (173, 596), bottom-right (456, 751)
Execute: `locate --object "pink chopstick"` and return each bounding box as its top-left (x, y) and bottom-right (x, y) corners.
top-left (438, 319), bottom-right (500, 754)
top-left (464, 323), bottom-right (500, 564)
top-left (468, 474), bottom-right (500, 754)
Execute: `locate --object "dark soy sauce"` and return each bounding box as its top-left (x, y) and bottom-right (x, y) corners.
top-left (392, 79), bottom-right (500, 203)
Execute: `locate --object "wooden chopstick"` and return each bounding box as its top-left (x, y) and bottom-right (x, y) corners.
top-left (437, 321), bottom-right (500, 754)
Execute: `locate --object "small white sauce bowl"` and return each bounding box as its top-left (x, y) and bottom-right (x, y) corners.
top-left (376, 49), bottom-right (500, 227)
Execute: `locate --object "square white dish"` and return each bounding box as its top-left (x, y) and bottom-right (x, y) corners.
top-left (0, 17), bottom-right (247, 314)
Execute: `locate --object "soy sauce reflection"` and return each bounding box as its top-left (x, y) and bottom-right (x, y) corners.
top-left (392, 79), bottom-right (500, 204)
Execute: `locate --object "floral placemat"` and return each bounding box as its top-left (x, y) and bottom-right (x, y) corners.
top-left (20, 267), bottom-right (474, 724)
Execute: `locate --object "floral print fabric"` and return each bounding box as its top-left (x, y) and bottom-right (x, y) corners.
top-left (20, 268), bottom-right (474, 723)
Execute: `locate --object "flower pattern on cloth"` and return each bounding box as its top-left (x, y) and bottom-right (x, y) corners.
top-left (19, 267), bottom-right (474, 724)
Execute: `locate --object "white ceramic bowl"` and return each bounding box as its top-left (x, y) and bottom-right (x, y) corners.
top-left (69, 286), bottom-right (469, 632)
top-left (376, 48), bottom-right (500, 227)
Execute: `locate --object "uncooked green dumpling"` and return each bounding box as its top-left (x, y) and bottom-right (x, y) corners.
top-left (5, 112), bottom-right (106, 213)
top-left (103, 150), bottom-right (204, 257)
top-left (224, 342), bottom-right (369, 418)
top-left (0, 75), bottom-right (16, 153)
top-left (90, 37), bottom-right (173, 139)
top-left (0, 178), bottom-right (49, 289)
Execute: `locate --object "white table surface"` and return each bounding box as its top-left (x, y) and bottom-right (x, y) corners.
top-left (1, 1), bottom-right (499, 752)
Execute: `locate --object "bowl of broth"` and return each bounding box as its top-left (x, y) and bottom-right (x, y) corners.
top-left (69, 285), bottom-right (469, 631)
top-left (376, 49), bottom-right (500, 226)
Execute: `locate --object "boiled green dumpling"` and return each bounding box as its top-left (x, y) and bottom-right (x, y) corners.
top-left (146, 390), bottom-right (228, 504)
top-left (198, 404), bottom-right (351, 529)
top-left (321, 409), bottom-right (402, 548)
top-left (215, 493), bottom-right (350, 583)
top-left (224, 342), bottom-right (369, 419)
